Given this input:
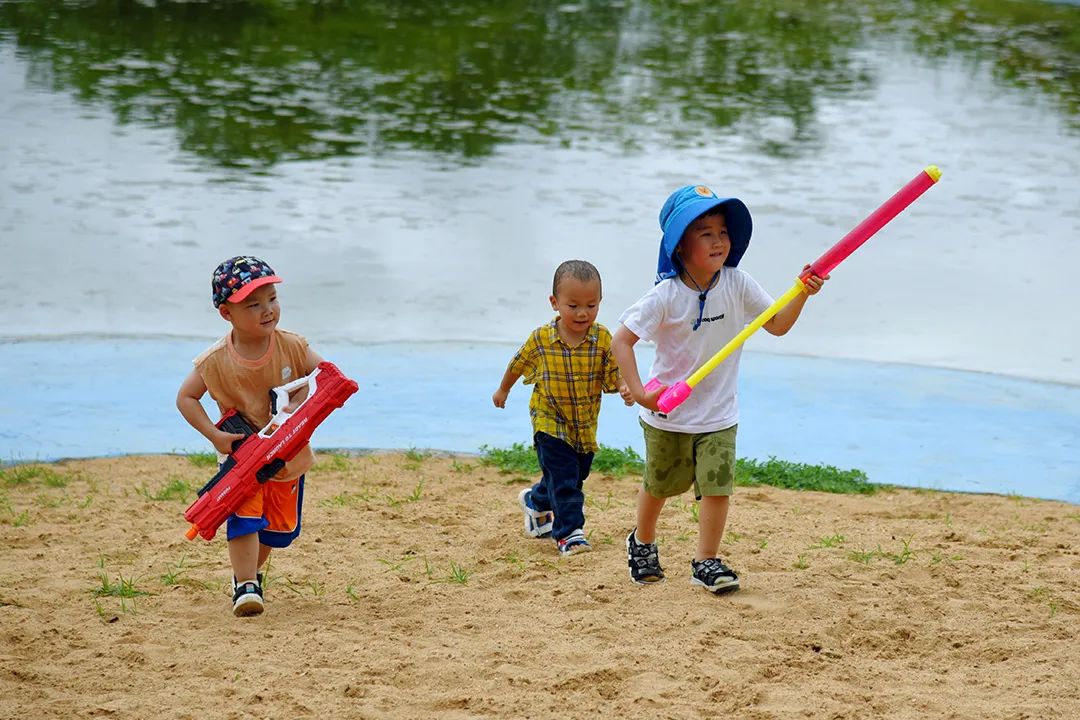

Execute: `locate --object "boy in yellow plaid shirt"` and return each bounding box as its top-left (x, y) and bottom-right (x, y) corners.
top-left (493, 260), bottom-right (631, 556)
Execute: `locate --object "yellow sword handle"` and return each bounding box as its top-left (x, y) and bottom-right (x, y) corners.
top-left (685, 280), bottom-right (806, 388)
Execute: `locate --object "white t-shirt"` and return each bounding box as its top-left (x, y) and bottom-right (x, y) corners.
top-left (619, 268), bottom-right (773, 433)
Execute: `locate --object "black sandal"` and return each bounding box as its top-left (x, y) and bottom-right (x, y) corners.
top-left (626, 529), bottom-right (665, 584)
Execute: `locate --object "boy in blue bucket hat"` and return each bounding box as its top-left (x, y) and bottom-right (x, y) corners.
top-left (612, 185), bottom-right (828, 592)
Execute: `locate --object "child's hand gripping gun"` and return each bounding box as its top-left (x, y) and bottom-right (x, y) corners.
top-left (645, 165), bottom-right (942, 414)
top-left (183, 361), bottom-right (359, 541)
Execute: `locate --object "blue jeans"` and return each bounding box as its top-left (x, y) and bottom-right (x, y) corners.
top-left (530, 432), bottom-right (594, 542)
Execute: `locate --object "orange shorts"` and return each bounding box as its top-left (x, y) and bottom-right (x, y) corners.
top-left (225, 475), bottom-right (305, 548)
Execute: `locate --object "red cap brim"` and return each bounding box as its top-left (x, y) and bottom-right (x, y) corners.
top-left (227, 275), bottom-right (282, 303)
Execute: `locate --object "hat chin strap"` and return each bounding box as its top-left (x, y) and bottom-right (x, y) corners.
top-left (675, 255), bottom-right (721, 331)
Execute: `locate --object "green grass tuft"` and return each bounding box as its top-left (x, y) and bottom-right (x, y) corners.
top-left (446, 561), bottom-right (471, 585)
top-left (478, 443), bottom-right (538, 474)
top-left (736, 457), bottom-right (879, 495)
top-left (479, 444), bottom-right (876, 494)
top-left (479, 443), bottom-right (643, 477)
top-left (136, 477), bottom-right (194, 502)
top-left (1, 464), bottom-right (68, 487)
top-left (313, 452), bottom-right (351, 472)
top-left (186, 451), bottom-right (218, 468)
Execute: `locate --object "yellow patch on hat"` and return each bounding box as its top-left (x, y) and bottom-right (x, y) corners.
top-left (694, 185), bottom-right (715, 198)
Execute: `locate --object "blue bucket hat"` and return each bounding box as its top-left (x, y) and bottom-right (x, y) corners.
top-left (656, 185), bottom-right (753, 282)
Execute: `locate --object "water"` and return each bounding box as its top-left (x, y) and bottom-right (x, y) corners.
top-left (4, 338), bottom-right (1078, 503)
top-left (1, 0), bottom-right (1078, 500)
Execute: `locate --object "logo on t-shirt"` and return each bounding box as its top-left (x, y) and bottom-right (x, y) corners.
top-left (698, 313), bottom-right (725, 325)
top-left (281, 366), bottom-right (292, 380)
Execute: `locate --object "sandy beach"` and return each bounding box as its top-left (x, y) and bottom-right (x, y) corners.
top-left (1, 451), bottom-right (1077, 719)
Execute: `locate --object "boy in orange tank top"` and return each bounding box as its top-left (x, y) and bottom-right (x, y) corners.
top-left (177, 256), bottom-right (324, 617)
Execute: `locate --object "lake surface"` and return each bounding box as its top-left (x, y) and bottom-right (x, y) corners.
top-left (1, 1), bottom-right (1078, 499)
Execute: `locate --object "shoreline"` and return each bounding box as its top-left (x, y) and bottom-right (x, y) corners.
top-left (8, 449), bottom-right (1076, 507)
top-left (2, 337), bottom-right (1078, 503)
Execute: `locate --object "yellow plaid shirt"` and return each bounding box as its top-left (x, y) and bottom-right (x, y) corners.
top-left (508, 318), bottom-right (621, 453)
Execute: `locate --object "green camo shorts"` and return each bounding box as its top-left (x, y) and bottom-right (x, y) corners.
top-left (640, 419), bottom-right (737, 498)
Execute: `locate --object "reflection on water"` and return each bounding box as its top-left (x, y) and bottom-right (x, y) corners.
top-left (0, 0), bottom-right (1075, 167)
top-left (1, 0), bottom-right (1078, 389)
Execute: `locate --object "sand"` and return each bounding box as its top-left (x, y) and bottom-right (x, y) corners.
top-left (0, 451), bottom-right (1077, 719)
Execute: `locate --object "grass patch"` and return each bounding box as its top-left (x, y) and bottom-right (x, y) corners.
top-left (313, 452), bottom-right (351, 472)
top-left (404, 447), bottom-right (430, 462)
top-left (34, 491), bottom-right (69, 509)
top-left (499, 552), bottom-right (527, 573)
top-left (136, 477), bottom-right (193, 502)
top-left (160, 555), bottom-right (189, 586)
top-left (445, 561), bottom-right (471, 585)
top-left (320, 487), bottom-right (374, 507)
top-left (377, 553), bottom-right (418, 574)
top-left (846, 538), bottom-right (918, 566)
top-left (386, 480), bottom-right (424, 507)
top-left (479, 443), bottom-right (643, 476)
top-left (586, 489), bottom-right (621, 511)
top-left (402, 447), bottom-right (430, 471)
top-left (93, 566), bottom-right (151, 613)
top-left (736, 457), bottom-right (878, 494)
top-left (593, 446), bottom-right (645, 476)
top-left (479, 445), bottom-right (875, 494)
top-left (280, 577), bottom-right (325, 597)
top-left (5, 509), bottom-right (31, 527)
top-left (810, 533), bottom-right (846, 549)
top-left (186, 451), bottom-right (218, 468)
top-left (1, 464), bottom-right (68, 488)
top-left (450, 459), bottom-right (474, 474)
top-left (881, 537), bottom-right (916, 565)
top-left (848, 548), bottom-right (877, 565)
top-left (479, 443), bottom-right (538, 474)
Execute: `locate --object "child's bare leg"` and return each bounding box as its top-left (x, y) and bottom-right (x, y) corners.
top-left (696, 495), bottom-right (730, 561)
top-left (257, 544), bottom-right (272, 571)
top-left (228, 533), bottom-right (260, 582)
top-left (634, 487), bottom-right (667, 543)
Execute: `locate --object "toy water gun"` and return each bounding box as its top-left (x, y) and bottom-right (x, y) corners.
top-left (183, 361), bottom-right (359, 541)
top-left (645, 165), bottom-right (942, 414)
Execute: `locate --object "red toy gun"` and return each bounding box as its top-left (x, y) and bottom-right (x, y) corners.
top-left (183, 361), bottom-right (359, 541)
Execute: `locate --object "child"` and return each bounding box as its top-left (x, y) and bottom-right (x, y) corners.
top-left (176, 256), bottom-right (324, 617)
top-left (611, 185), bottom-right (827, 592)
top-left (492, 260), bottom-right (630, 557)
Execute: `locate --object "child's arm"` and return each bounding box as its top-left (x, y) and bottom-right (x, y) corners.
top-left (176, 369), bottom-right (246, 455)
top-left (492, 367), bottom-right (521, 409)
top-left (611, 325), bottom-right (663, 412)
top-left (494, 334), bottom-right (538, 408)
top-left (601, 344), bottom-right (635, 406)
top-left (764, 267), bottom-right (828, 336)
